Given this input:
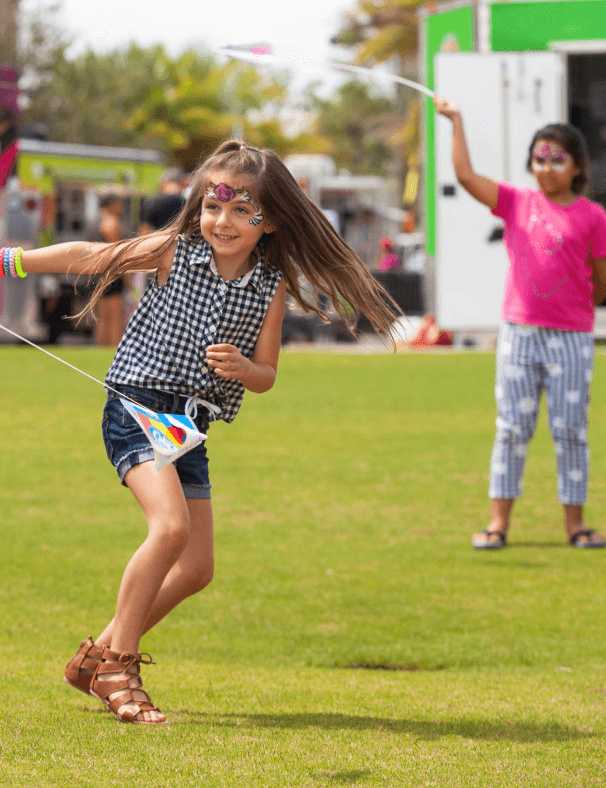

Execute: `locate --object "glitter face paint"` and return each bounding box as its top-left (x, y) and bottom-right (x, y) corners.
top-left (202, 182), bottom-right (265, 225)
top-left (531, 143), bottom-right (571, 173)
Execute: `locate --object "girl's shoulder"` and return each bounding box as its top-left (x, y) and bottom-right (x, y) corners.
top-left (568, 196), bottom-right (606, 230)
top-left (492, 181), bottom-right (531, 218)
top-left (174, 233), bottom-right (211, 264)
top-left (577, 195), bottom-right (606, 215)
top-left (178, 232), bottom-right (207, 251)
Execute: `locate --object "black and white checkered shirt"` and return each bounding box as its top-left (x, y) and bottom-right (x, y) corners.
top-left (106, 234), bottom-right (282, 423)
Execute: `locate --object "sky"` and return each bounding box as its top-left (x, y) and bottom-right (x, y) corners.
top-left (21, 0), bottom-right (358, 96)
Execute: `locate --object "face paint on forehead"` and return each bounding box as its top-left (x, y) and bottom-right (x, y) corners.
top-left (203, 181), bottom-right (265, 225)
top-left (531, 143), bottom-right (571, 173)
top-left (533, 143), bottom-right (568, 161)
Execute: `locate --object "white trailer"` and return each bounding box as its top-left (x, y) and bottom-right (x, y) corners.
top-left (420, 0), bottom-right (606, 338)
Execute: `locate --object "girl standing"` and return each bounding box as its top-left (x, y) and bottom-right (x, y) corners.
top-left (8, 140), bottom-right (400, 724)
top-left (434, 97), bottom-right (606, 550)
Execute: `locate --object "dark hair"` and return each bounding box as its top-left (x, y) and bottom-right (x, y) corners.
top-left (79, 140), bottom-right (401, 344)
top-left (526, 123), bottom-right (590, 194)
top-left (99, 193), bottom-right (122, 209)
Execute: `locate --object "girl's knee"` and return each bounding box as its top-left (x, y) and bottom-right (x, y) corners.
top-left (550, 424), bottom-right (588, 447)
top-left (496, 419), bottom-right (535, 445)
top-left (183, 559), bottom-right (215, 596)
top-left (149, 513), bottom-right (191, 554)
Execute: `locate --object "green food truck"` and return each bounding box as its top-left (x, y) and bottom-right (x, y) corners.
top-left (420, 0), bottom-right (606, 338)
top-left (0, 138), bottom-right (164, 343)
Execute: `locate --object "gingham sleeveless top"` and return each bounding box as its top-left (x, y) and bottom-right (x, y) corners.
top-left (106, 234), bottom-right (282, 423)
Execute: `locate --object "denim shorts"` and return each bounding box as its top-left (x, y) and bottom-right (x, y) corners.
top-left (102, 384), bottom-right (212, 499)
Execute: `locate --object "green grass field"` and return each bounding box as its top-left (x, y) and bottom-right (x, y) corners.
top-left (2, 345), bottom-right (606, 787)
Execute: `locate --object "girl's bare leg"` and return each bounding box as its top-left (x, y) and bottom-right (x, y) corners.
top-left (489, 498), bottom-right (514, 535)
top-left (472, 498), bottom-right (514, 545)
top-left (563, 504), bottom-right (604, 545)
top-left (95, 497), bottom-right (214, 642)
top-left (92, 478), bottom-right (214, 724)
top-left (93, 460), bottom-right (192, 723)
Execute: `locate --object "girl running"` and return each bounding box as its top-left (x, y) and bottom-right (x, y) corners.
top-left (6, 140), bottom-right (400, 724)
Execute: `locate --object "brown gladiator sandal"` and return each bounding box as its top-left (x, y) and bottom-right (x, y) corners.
top-left (64, 636), bottom-right (104, 696)
top-left (90, 646), bottom-right (167, 725)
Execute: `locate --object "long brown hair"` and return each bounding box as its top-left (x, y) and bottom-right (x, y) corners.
top-left (81, 140), bottom-right (402, 344)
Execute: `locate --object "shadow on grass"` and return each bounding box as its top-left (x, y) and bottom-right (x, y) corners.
top-left (510, 542), bottom-right (570, 549)
top-left (475, 542), bottom-right (568, 551)
top-left (336, 661), bottom-right (447, 671)
top-left (311, 770), bottom-right (373, 783)
top-left (171, 710), bottom-right (595, 742)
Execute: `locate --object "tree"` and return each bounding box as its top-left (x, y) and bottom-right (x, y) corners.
top-left (332, 0), bottom-right (424, 69)
top-left (13, 4), bottom-right (325, 166)
top-left (1, 0), bottom-right (20, 64)
top-left (126, 53), bottom-right (307, 170)
top-left (332, 0), bottom-right (439, 205)
top-left (19, 40), bottom-right (178, 148)
top-left (306, 79), bottom-right (397, 175)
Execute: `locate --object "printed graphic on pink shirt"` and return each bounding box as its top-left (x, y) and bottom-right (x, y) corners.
top-left (493, 182), bottom-right (606, 332)
top-left (521, 212), bottom-right (570, 300)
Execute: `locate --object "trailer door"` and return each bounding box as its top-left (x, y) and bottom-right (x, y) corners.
top-left (434, 51), bottom-right (565, 331)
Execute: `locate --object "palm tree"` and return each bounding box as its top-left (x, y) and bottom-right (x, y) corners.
top-left (332, 0), bottom-right (434, 207)
top-left (127, 52), bottom-right (315, 170)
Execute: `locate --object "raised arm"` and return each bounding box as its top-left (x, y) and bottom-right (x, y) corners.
top-left (590, 257), bottom-right (606, 305)
top-left (433, 96), bottom-right (499, 211)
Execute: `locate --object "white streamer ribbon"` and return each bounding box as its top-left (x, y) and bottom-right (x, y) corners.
top-left (217, 47), bottom-right (435, 98)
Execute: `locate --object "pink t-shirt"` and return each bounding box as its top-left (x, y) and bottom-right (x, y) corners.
top-left (492, 182), bottom-right (606, 332)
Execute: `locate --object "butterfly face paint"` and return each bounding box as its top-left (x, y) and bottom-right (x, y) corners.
top-left (203, 182), bottom-right (265, 226)
top-left (531, 143), bottom-right (571, 173)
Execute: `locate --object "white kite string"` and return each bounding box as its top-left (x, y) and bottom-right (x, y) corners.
top-left (0, 322), bottom-right (144, 406)
top-left (331, 62), bottom-right (435, 98)
top-left (0, 323), bottom-right (222, 419)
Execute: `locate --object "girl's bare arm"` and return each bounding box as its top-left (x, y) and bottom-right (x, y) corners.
top-left (206, 278), bottom-right (286, 393)
top-left (433, 96), bottom-right (499, 211)
top-left (21, 234), bottom-right (175, 276)
top-left (591, 257), bottom-right (606, 304)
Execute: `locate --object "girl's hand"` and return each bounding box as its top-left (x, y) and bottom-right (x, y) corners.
top-left (433, 96), bottom-right (460, 121)
top-left (206, 343), bottom-right (250, 380)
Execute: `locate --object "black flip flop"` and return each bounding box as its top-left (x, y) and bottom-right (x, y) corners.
top-left (472, 529), bottom-right (507, 549)
top-left (569, 528), bottom-right (605, 549)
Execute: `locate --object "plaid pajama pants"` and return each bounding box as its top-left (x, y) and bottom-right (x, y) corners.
top-left (489, 322), bottom-right (594, 504)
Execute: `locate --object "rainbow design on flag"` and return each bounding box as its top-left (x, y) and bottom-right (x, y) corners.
top-left (121, 399), bottom-right (207, 472)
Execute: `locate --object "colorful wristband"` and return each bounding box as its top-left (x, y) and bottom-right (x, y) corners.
top-left (3, 248), bottom-right (11, 278)
top-left (0, 249), bottom-right (5, 277)
top-left (14, 248), bottom-right (26, 278)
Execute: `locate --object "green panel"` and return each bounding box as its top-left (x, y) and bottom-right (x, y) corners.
top-left (17, 152), bottom-right (163, 195)
top-left (491, 0), bottom-right (606, 52)
top-left (423, 5), bottom-right (475, 256)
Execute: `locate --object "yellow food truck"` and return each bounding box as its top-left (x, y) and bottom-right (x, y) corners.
top-left (0, 138), bottom-right (164, 343)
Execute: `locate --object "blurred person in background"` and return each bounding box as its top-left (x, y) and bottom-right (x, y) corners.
top-left (89, 193), bottom-right (128, 346)
top-left (405, 314), bottom-right (452, 347)
top-left (376, 236), bottom-right (402, 271)
top-left (346, 205), bottom-right (381, 267)
top-left (139, 167), bottom-right (187, 234)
